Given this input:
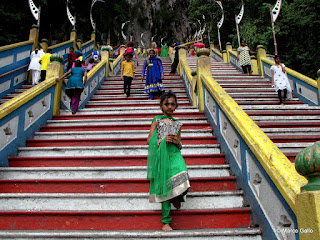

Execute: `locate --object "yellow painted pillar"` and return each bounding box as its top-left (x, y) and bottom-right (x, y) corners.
top-left (226, 42), bottom-right (232, 63)
top-left (70, 30), bottom-right (77, 49)
top-left (137, 47), bottom-right (141, 57)
top-left (101, 51), bottom-right (110, 76)
top-left (295, 191), bottom-right (320, 240)
top-left (192, 75), bottom-right (197, 107)
top-left (196, 55), bottom-right (211, 112)
top-left (169, 47), bottom-right (173, 59)
top-left (29, 26), bottom-right (39, 50)
top-left (251, 56), bottom-right (259, 75)
top-left (39, 39), bottom-right (48, 53)
top-left (46, 62), bottom-right (64, 115)
top-left (317, 70), bottom-right (320, 100)
top-left (209, 43), bottom-right (215, 56)
top-left (178, 48), bottom-right (186, 75)
top-left (91, 32), bottom-right (96, 50)
top-left (77, 39), bottom-right (82, 50)
top-left (222, 50), bottom-right (228, 63)
top-left (257, 45), bottom-right (267, 76)
top-left (91, 32), bottom-right (96, 41)
top-left (120, 45), bottom-right (126, 55)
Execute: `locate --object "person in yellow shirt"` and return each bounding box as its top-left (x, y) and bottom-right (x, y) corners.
top-left (39, 49), bottom-right (52, 81)
top-left (121, 52), bottom-right (135, 97)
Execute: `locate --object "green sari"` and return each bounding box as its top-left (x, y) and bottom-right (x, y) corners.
top-left (147, 115), bottom-right (190, 203)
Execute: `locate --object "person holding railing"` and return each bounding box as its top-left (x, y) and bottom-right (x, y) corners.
top-left (56, 60), bottom-right (87, 114)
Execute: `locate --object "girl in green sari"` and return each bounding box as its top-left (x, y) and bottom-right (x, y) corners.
top-left (147, 91), bottom-right (190, 231)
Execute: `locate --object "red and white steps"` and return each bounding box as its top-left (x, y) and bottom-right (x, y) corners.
top-left (0, 58), bottom-right (261, 239)
top-left (187, 57), bottom-right (320, 163)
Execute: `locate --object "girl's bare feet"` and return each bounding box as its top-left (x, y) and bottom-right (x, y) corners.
top-left (172, 198), bottom-right (181, 210)
top-left (162, 224), bottom-right (173, 231)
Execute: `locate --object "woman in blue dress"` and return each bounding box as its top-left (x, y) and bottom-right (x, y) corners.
top-left (141, 49), bottom-right (164, 100)
top-left (56, 60), bottom-right (87, 114)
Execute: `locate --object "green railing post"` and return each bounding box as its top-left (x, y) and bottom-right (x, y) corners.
top-left (295, 141), bottom-right (320, 239)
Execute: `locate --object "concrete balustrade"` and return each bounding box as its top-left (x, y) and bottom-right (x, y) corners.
top-left (179, 51), bottom-right (315, 239)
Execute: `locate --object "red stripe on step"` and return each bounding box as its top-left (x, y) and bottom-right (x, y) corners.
top-left (84, 103), bottom-right (191, 108)
top-left (245, 110), bottom-right (320, 116)
top-left (9, 154), bottom-right (226, 167)
top-left (269, 135), bottom-right (320, 143)
top-left (26, 137), bottom-right (217, 147)
top-left (257, 122), bottom-right (320, 128)
top-left (0, 208), bottom-right (251, 230)
top-left (0, 177), bottom-right (236, 193)
top-left (53, 112), bottom-right (206, 120)
top-left (40, 123), bottom-right (211, 132)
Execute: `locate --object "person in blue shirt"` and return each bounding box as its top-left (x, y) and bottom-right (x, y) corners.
top-left (56, 60), bottom-right (87, 114)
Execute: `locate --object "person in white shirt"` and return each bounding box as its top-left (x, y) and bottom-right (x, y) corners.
top-left (271, 55), bottom-right (292, 104)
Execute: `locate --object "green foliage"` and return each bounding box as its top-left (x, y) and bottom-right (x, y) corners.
top-left (0, 0), bottom-right (318, 78)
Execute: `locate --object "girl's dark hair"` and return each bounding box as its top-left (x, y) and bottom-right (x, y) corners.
top-left (149, 49), bottom-right (156, 54)
top-left (128, 41), bottom-right (134, 47)
top-left (89, 58), bottom-right (94, 63)
top-left (74, 60), bottom-right (82, 67)
top-left (160, 91), bottom-right (178, 106)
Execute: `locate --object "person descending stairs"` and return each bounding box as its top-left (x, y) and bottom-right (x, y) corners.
top-left (0, 57), bottom-right (262, 239)
top-left (187, 57), bottom-right (320, 163)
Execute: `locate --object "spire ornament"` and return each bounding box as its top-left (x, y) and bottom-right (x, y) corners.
top-left (270, 0), bottom-right (282, 55)
top-left (66, 0), bottom-right (76, 28)
top-left (216, 1), bottom-right (224, 52)
top-left (235, 0), bottom-right (244, 47)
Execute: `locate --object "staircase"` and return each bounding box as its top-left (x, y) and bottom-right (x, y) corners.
top-left (187, 56), bottom-right (320, 163)
top-left (0, 58), bottom-right (262, 239)
top-left (0, 82), bottom-right (34, 105)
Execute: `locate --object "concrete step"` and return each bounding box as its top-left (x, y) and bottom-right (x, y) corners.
top-left (0, 228), bottom-right (262, 239)
top-left (17, 144), bottom-right (220, 157)
top-left (33, 129), bottom-right (212, 139)
top-left (45, 117), bottom-right (208, 126)
top-left (95, 89), bottom-right (187, 94)
top-left (0, 165), bottom-right (229, 180)
top-left (0, 191), bottom-right (245, 211)
top-left (261, 127), bottom-right (320, 135)
top-left (275, 142), bottom-right (313, 153)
